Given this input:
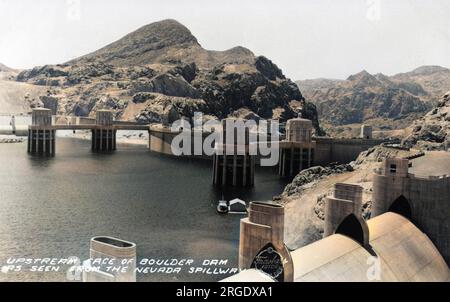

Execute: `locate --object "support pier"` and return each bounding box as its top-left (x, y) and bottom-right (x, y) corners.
top-left (279, 118), bottom-right (316, 177)
top-left (28, 108), bottom-right (55, 156)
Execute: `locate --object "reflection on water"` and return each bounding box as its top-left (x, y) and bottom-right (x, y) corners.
top-left (0, 138), bottom-right (287, 281)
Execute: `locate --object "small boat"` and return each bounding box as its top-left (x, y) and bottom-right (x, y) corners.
top-left (217, 199), bottom-right (228, 214)
top-left (228, 198), bottom-right (248, 214)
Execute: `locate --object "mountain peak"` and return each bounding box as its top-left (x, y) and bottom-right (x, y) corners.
top-left (69, 19), bottom-right (257, 68)
top-left (71, 19), bottom-right (201, 66)
top-left (346, 70), bottom-right (380, 86)
top-left (0, 62), bottom-right (14, 72)
top-left (410, 65), bottom-right (449, 75)
top-left (347, 70), bottom-right (372, 80)
top-left (127, 19), bottom-right (199, 46)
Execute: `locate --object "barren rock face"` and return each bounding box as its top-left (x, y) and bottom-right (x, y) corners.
top-left (14, 19), bottom-right (323, 133)
top-left (297, 70), bottom-right (432, 127)
top-left (402, 91), bottom-right (450, 150)
top-left (296, 66), bottom-right (450, 136)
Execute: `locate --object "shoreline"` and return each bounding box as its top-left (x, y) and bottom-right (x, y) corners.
top-left (0, 131), bottom-right (149, 146)
top-left (59, 130), bottom-right (149, 146)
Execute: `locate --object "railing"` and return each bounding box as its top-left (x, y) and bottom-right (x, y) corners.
top-left (0, 114), bottom-right (31, 126)
top-left (53, 115), bottom-right (96, 126)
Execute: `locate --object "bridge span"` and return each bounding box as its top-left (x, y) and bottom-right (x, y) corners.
top-left (28, 108), bottom-right (149, 155)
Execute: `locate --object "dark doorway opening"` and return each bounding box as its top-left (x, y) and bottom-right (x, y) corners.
top-left (389, 195), bottom-right (412, 219)
top-left (335, 214), bottom-right (365, 245)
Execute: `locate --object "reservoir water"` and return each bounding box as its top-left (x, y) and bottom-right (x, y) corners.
top-left (0, 137), bottom-right (288, 281)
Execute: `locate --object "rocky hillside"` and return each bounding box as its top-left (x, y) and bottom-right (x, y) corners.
top-left (0, 63), bottom-right (16, 72)
top-left (0, 63), bottom-right (50, 113)
top-left (15, 19), bottom-right (323, 134)
top-left (402, 91), bottom-right (450, 150)
top-left (296, 66), bottom-right (450, 135)
top-left (390, 66), bottom-right (450, 102)
top-left (0, 63), bottom-right (17, 80)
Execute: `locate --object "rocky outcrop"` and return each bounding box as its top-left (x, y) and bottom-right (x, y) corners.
top-left (133, 94), bottom-right (207, 124)
top-left (297, 70), bottom-right (431, 130)
top-left (254, 56), bottom-right (285, 81)
top-left (282, 163), bottom-right (354, 197)
top-left (402, 91), bottom-right (450, 150)
top-left (0, 137), bottom-right (24, 143)
top-left (129, 72), bottom-right (199, 98)
top-left (0, 63), bottom-right (16, 73)
top-left (39, 95), bottom-right (59, 114)
top-left (230, 107), bottom-right (261, 121)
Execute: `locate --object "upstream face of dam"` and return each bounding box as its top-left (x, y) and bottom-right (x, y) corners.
top-left (0, 137), bottom-right (288, 282)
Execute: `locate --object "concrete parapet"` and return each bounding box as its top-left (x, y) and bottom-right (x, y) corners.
top-left (31, 108), bottom-right (52, 126)
top-left (239, 202), bottom-right (293, 281)
top-left (83, 236), bottom-right (136, 282)
top-left (324, 183), bottom-right (369, 247)
top-left (285, 118), bottom-right (313, 143)
top-left (96, 110), bottom-right (114, 126)
top-left (360, 125), bottom-right (373, 139)
top-left (372, 158), bottom-right (450, 265)
top-left (381, 158), bottom-right (409, 177)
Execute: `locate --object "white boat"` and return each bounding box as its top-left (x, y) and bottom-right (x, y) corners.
top-left (228, 198), bottom-right (248, 214)
top-left (217, 199), bottom-right (228, 214)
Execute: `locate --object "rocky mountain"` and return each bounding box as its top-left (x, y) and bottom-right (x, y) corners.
top-left (0, 63), bottom-right (14, 73)
top-left (296, 66), bottom-right (450, 135)
top-left (390, 66), bottom-right (450, 101)
top-left (70, 19), bottom-right (255, 69)
top-left (0, 62), bottom-right (50, 113)
top-left (15, 19), bottom-right (323, 134)
top-left (0, 62), bottom-right (17, 80)
top-left (402, 91), bottom-right (450, 150)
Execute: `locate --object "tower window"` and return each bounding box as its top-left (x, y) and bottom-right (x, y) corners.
top-left (390, 164), bottom-right (397, 173)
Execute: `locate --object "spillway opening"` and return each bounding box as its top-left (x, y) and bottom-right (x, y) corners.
top-left (335, 214), bottom-right (365, 245)
top-left (389, 195), bottom-right (412, 220)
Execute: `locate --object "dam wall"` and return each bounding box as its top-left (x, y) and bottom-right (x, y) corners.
top-left (149, 127), bottom-right (385, 165)
top-left (149, 126), bottom-right (212, 159)
top-left (314, 137), bottom-right (385, 165)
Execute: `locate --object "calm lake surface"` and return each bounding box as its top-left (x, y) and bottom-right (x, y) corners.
top-left (0, 137), bottom-right (287, 281)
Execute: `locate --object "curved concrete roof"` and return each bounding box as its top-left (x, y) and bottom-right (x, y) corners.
top-left (221, 269), bottom-right (276, 282)
top-left (292, 212), bottom-right (449, 281)
top-left (221, 212), bottom-right (449, 282)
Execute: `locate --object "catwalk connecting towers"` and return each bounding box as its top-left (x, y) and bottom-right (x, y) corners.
top-left (27, 109), bottom-right (134, 155)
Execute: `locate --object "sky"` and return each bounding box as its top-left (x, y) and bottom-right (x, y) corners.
top-left (0, 0), bottom-right (449, 80)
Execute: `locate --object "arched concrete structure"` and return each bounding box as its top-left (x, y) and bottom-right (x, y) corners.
top-left (238, 202), bottom-right (294, 281)
top-left (225, 213), bottom-right (450, 282)
top-left (373, 158), bottom-right (450, 265)
top-left (323, 183), bottom-right (370, 248)
top-left (388, 195), bottom-right (412, 220)
top-left (335, 213), bottom-right (368, 247)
